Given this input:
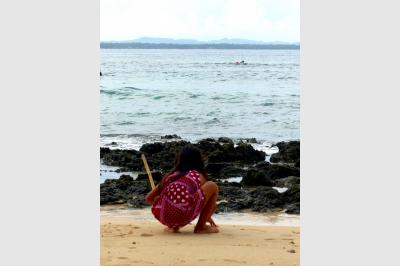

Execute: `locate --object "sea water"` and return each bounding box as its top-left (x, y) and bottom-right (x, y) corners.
top-left (100, 49), bottom-right (299, 149)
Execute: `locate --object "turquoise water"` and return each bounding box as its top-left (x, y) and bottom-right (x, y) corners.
top-left (100, 49), bottom-right (299, 148)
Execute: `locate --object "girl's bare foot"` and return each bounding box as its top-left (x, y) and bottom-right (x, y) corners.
top-left (194, 225), bottom-right (219, 234)
top-left (164, 227), bottom-right (180, 233)
top-left (207, 217), bottom-right (218, 227)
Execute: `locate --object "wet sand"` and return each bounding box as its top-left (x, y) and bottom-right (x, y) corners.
top-left (101, 214), bottom-right (300, 266)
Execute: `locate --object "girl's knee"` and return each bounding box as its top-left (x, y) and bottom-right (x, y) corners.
top-left (205, 181), bottom-right (219, 193)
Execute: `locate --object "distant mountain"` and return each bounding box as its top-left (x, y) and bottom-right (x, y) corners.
top-left (207, 38), bottom-right (267, 44)
top-left (110, 37), bottom-right (299, 45)
top-left (123, 37), bottom-right (202, 44)
top-left (100, 42), bottom-right (300, 50)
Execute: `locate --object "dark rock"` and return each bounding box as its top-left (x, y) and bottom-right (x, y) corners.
top-left (125, 180), bottom-right (151, 195)
top-left (216, 185), bottom-right (253, 212)
top-left (127, 195), bottom-right (147, 208)
top-left (285, 203), bottom-right (300, 214)
top-left (145, 141), bottom-right (190, 171)
top-left (215, 202), bottom-right (236, 213)
top-left (282, 184), bottom-right (300, 214)
top-left (205, 162), bottom-right (232, 175)
top-left (217, 137), bottom-right (234, 145)
top-left (100, 147), bottom-right (111, 158)
top-left (226, 181), bottom-right (242, 187)
top-left (204, 142), bottom-right (265, 163)
top-left (101, 138), bottom-right (266, 174)
top-left (99, 137), bottom-right (300, 214)
top-left (274, 176), bottom-right (300, 188)
top-left (238, 138), bottom-right (258, 144)
top-left (161, 134), bottom-right (181, 139)
top-left (101, 148), bottom-right (142, 170)
top-left (114, 175), bottom-right (135, 190)
top-left (136, 171), bottom-right (163, 182)
top-left (282, 184), bottom-right (300, 202)
top-left (254, 161), bottom-right (271, 172)
top-left (266, 164), bottom-right (300, 180)
top-left (241, 169), bottom-right (274, 186)
top-left (100, 176), bottom-right (150, 205)
top-left (196, 138), bottom-right (223, 154)
top-left (139, 142), bottom-right (165, 155)
top-left (249, 187), bottom-right (284, 212)
top-left (270, 141), bottom-right (300, 164)
top-left (219, 166), bottom-right (247, 179)
top-left (218, 184), bottom-right (246, 199)
top-left (234, 143), bottom-right (265, 162)
top-left (100, 169), bottom-right (299, 214)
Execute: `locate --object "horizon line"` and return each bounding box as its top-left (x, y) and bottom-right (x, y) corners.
top-left (100, 37), bottom-right (299, 43)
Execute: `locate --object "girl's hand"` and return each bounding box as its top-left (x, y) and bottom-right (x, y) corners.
top-left (145, 185), bottom-right (160, 205)
top-left (153, 195), bottom-right (160, 203)
top-left (207, 217), bottom-right (218, 227)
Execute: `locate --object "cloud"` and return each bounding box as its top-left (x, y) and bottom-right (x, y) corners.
top-left (100, 0), bottom-right (299, 42)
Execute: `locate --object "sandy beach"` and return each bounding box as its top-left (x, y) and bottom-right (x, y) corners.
top-left (101, 212), bottom-right (300, 266)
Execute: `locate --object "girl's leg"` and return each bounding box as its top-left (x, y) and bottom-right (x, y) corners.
top-left (194, 181), bottom-right (219, 233)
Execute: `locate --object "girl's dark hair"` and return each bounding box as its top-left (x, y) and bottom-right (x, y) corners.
top-left (158, 144), bottom-right (208, 190)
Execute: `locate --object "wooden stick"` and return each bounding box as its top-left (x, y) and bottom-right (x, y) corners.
top-left (141, 154), bottom-right (155, 190)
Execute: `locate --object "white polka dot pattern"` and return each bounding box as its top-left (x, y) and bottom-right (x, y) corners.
top-left (151, 170), bottom-right (205, 230)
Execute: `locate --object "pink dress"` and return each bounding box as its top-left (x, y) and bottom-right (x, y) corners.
top-left (151, 170), bottom-right (205, 230)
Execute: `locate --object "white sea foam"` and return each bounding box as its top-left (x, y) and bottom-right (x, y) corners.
top-left (100, 163), bottom-right (139, 183)
top-left (272, 187), bottom-right (289, 193)
top-left (225, 176), bottom-right (243, 183)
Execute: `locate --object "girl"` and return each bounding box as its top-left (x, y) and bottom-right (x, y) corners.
top-left (145, 145), bottom-right (219, 233)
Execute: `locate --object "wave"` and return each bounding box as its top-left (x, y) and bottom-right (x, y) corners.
top-left (189, 94), bottom-right (202, 99)
top-left (205, 118), bottom-right (221, 124)
top-left (124, 86), bottom-right (142, 91)
top-left (173, 117), bottom-right (192, 122)
top-left (153, 95), bottom-right (166, 100)
top-left (115, 121), bottom-right (135, 126)
top-left (261, 102), bottom-right (274, 106)
top-left (210, 96), bottom-right (223, 100)
top-left (100, 89), bottom-right (130, 97)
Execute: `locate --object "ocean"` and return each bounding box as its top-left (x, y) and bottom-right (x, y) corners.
top-left (100, 49), bottom-right (299, 150)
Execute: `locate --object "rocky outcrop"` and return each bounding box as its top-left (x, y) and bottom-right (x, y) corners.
top-left (100, 148), bottom-right (143, 170)
top-left (136, 171), bottom-right (163, 182)
top-left (241, 169), bottom-right (274, 186)
top-left (241, 161), bottom-right (299, 186)
top-left (267, 164), bottom-right (300, 180)
top-left (249, 186), bottom-right (284, 212)
top-left (218, 166), bottom-right (247, 179)
top-left (282, 184), bottom-right (300, 214)
top-left (101, 138), bottom-right (266, 176)
top-left (270, 140), bottom-right (300, 165)
top-left (100, 175), bottom-right (300, 214)
top-left (274, 176), bottom-right (300, 188)
top-left (100, 139), bottom-right (300, 214)
top-left (100, 175), bottom-right (150, 206)
top-left (161, 134), bottom-right (181, 139)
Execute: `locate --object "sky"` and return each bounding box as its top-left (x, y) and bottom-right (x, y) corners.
top-left (100, 0), bottom-right (299, 42)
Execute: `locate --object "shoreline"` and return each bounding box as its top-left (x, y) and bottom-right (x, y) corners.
top-left (101, 205), bottom-right (300, 227)
top-left (101, 216), bottom-right (300, 266)
top-left (100, 134), bottom-right (281, 156)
